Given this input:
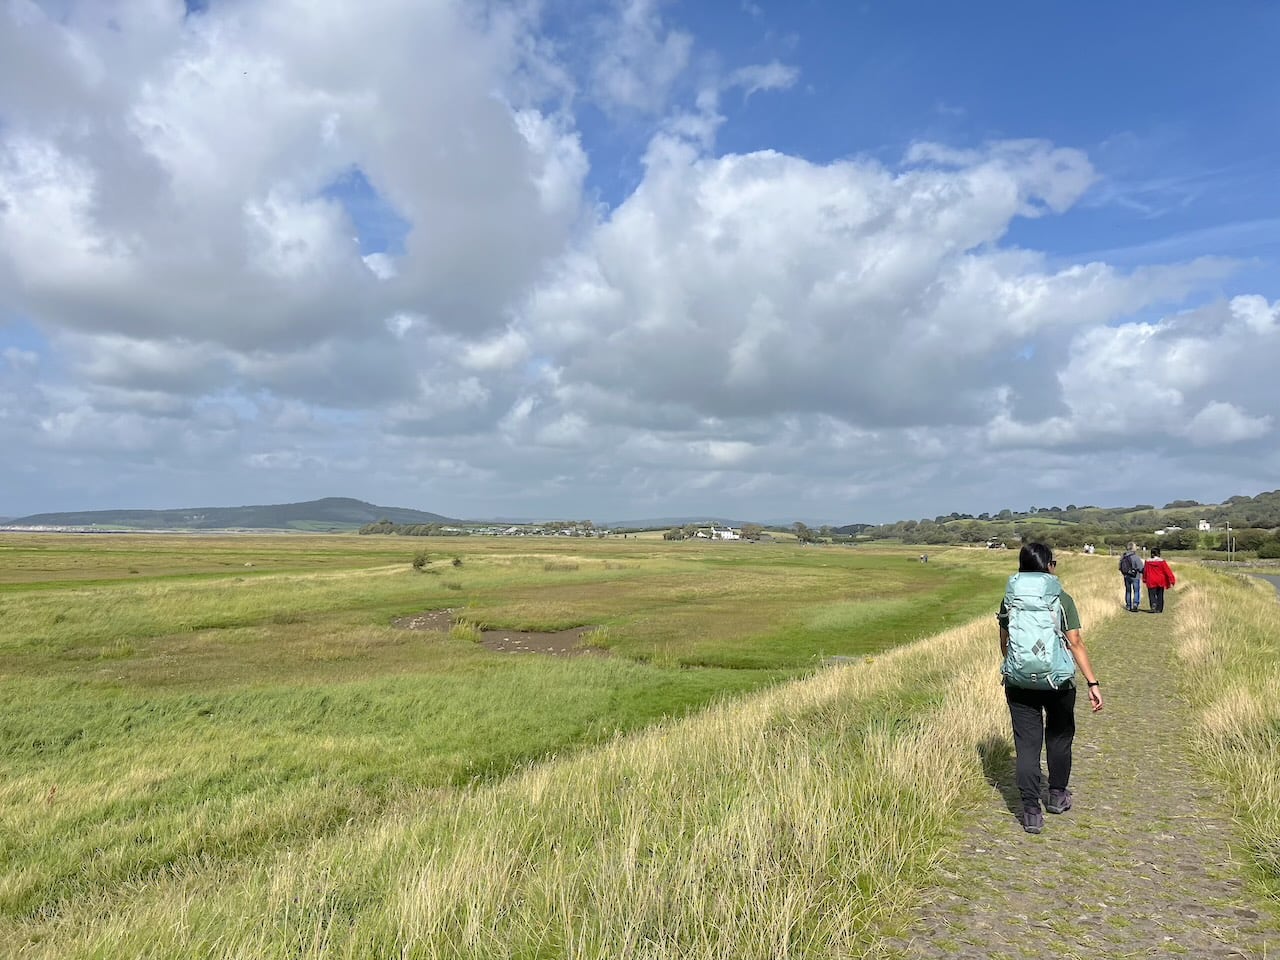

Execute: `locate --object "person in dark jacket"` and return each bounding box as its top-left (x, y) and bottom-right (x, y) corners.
top-left (1120, 542), bottom-right (1145, 611)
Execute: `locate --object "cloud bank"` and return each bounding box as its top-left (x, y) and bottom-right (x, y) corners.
top-left (0, 0), bottom-right (1275, 521)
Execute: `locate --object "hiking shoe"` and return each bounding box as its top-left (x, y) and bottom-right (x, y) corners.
top-left (1047, 789), bottom-right (1073, 814)
top-left (1021, 807), bottom-right (1044, 834)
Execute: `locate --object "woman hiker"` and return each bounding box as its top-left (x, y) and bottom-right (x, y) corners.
top-left (1142, 547), bottom-right (1176, 613)
top-left (998, 543), bottom-right (1104, 834)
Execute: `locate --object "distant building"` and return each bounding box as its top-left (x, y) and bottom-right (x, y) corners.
top-left (696, 524), bottom-right (741, 540)
top-left (1198, 519), bottom-right (1211, 532)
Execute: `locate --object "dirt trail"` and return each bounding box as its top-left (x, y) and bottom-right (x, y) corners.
top-left (883, 591), bottom-right (1280, 959)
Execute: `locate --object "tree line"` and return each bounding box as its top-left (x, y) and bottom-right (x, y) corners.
top-left (849, 488), bottom-right (1280, 557)
top-left (358, 521), bottom-right (470, 537)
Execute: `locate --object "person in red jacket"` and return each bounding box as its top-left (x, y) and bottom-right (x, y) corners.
top-left (1142, 547), bottom-right (1176, 613)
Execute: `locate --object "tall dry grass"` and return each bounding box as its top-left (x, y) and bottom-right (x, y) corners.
top-left (4, 554), bottom-right (1120, 959)
top-left (1176, 571), bottom-right (1280, 896)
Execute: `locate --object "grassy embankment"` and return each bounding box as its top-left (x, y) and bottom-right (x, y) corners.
top-left (1178, 568), bottom-right (1280, 901)
top-left (1, 533), bottom-right (1001, 950)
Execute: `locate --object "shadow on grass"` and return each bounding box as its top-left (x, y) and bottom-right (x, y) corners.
top-left (977, 733), bottom-right (1023, 820)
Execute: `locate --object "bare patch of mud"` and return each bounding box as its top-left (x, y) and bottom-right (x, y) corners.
top-left (392, 609), bottom-right (607, 658)
top-left (391, 609), bottom-right (456, 631)
top-left (476, 625), bottom-right (604, 657)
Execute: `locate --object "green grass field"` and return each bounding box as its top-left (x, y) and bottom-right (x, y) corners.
top-left (2, 537), bottom-right (1276, 956)
top-left (0, 534), bottom-right (1004, 934)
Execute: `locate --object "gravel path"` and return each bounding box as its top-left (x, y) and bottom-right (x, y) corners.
top-left (882, 592), bottom-right (1280, 959)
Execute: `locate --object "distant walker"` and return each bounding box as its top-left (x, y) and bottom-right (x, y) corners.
top-left (1142, 547), bottom-right (1176, 614)
top-left (1118, 542), bottom-right (1145, 612)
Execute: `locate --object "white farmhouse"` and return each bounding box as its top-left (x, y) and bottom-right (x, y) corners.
top-left (715, 525), bottom-right (741, 540)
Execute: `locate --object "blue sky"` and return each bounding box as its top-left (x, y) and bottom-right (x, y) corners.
top-left (727, 4), bottom-right (1268, 269)
top-left (1, 0), bottom-right (1278, 523)
top-left (323, 1), bottom-right (1280, 257)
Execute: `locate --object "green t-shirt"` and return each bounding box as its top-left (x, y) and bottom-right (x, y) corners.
top-left (997, 588), bottom-right (1081, 632)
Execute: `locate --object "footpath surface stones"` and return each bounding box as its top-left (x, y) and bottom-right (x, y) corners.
top-left (883, 594), bottom-right (1280, 960)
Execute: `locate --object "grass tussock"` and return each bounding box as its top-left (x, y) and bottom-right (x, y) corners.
top-left (448, 619), bottom-right (484, 643)
top-left (0, 554), bottom-right (1121, 958)
top-left (1176, 572), bottom-right (1280, 897)
top-left (580, 626), bottom-right (611, 650)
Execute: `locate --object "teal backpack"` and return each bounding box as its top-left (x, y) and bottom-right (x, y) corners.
top-left (1001, 572), bottom-right (1077, 690)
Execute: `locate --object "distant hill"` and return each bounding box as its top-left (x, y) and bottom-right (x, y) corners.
top-left (6, 497), bottom-right (457, 532)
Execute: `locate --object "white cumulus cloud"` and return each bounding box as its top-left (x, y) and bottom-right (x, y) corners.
top-left (1, 1), bottom-right (1276, 522)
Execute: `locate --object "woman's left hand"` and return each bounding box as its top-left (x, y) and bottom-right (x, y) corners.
top-left (1088, 685), bottom-right (1104, 712)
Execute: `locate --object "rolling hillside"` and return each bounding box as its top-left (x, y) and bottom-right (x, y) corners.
top-left (7, 497), bottom-right (457, 532)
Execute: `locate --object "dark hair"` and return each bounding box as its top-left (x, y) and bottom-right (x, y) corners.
top-left (1018, 542), bottom-right (1055, 573)
top-left (1150, 547), bottom-right (1161, 558)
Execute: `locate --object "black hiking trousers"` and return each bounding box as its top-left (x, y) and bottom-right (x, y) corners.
top-left (1005, 683), bottom-right (1077, 810)
top-left (1148, 586), bottom-right (1166, 613)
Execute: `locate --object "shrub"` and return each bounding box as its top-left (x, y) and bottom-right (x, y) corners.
top-left (1215, 528), bottom-right (1270, 552)
top-left (451, 557), bottom-right (463, 567)
top-left (1257, 540), bottom-right (1280, 559)
top-left (1157, 529), bottom-right (1196, 551)
top-left (412, 551), bottom-right (431, 571)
